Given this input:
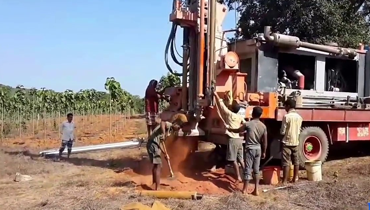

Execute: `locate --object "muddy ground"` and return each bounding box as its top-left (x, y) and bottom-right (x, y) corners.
top-left (1, 142), bottom-right (370, 210)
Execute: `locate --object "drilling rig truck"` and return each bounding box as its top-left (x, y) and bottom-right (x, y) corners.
top-left (159, 0), bottom-right (370, 168)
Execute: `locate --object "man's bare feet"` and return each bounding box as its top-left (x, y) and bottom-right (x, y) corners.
top-left (252, 190), bottom-right (259, 196)
top-left (234, 178), bottom-right (242, 184)
top-left (242, 190), bottom-right (248, 195)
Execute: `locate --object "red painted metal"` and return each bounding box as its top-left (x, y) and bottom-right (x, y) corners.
top-left (274, 108), bottom-right (370, 141)
top-left (331, 123), bottom-right (370, 141)
top-left (276, 108), bottom-right (370, 122)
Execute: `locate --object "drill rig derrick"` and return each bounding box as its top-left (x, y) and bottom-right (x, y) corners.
top-left (162, 0), bottom-right (240, 143)
top-left (150, 0), bottom-right (243, 176)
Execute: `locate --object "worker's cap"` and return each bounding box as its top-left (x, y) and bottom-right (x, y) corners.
top-left (170, 113), bottom-right (188, 126)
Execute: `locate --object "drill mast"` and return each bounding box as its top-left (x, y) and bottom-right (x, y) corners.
top-left (170, 0), bottom-right (222, 114)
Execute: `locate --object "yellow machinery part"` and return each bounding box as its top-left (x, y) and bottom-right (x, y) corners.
top-left (121, 201), bottom-right (171, 210)
top-left (121, 202), bottom-right (152, 210)
top-left (151, 201), bottom-right (171, 210)
top-left (139, 190), bottom-right (203, 200)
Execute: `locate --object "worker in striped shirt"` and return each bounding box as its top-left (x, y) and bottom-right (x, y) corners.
top-left (280, 99), bottom-right (303, 184)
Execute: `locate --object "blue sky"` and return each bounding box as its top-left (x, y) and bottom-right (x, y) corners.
top-left (0, 0), bottom-right (238, 97)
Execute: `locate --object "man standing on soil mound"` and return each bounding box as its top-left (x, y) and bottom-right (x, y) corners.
top-left (213, 90), bottom-right (246, 184)
top-left (146, 113), bottom-right (187, 190)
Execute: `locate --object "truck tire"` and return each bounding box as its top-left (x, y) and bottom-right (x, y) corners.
top-left (298, 127), bottom-right (329, 169)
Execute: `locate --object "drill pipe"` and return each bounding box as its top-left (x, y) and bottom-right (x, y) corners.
top-left (39, 140), bottom-right (142, 156)
top-left (139, 190), bottom-right (203, 200)
top-left (263, 26), bottom-right (357, 58)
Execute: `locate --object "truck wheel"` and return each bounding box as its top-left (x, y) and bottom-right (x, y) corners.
top-left (298, 127), bottom-right (329, 168)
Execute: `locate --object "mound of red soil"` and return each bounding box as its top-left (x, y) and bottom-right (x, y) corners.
top-left (131, 169), bottom-right (237, 195)
top-left (120, 136), bottom-right (241, 195)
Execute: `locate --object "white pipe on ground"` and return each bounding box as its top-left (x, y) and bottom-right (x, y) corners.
top-left (39, 139), bottom-right (143, 156)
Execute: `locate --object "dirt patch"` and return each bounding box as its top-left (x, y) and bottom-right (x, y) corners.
top-left (112, 136), bottom-right (236, 195)
top-left (2, 117), bottom-right (370, 209)
top-left (1, 147), bottom-right (370, 210)
top-left (1, 115), bottom-right (147, 150)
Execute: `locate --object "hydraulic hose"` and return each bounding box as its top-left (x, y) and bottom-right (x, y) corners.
top-left (169, 0), bottom-right (185, 60)
top-left (165, 22), bottom-right (190, 77)
top-left (165, 0), bottom-right (190, 77)
top-left (165, 24), bottom-right (183, 76)
top-left (170, 24), bottom-right (182, 66)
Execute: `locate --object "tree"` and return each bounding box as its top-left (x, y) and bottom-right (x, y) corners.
top-left (131, 95), bottom-right (145, 114)
top-left (222, 0), bottom-right (370, 48)
top-left (159, 72), bottom-right (181, 89)
top-left (158, 72), bottom-right (181, 110)
top-left (0, 72), bottom-right (184, 138)
top-left (0, 78), bottom-right (143, 138)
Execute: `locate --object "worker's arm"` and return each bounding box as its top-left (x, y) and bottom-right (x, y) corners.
top-left (241, 118), bottom-right (247, 124)
top-left (160, 121), bottom-right (167, 137)
top-left (159, 141), bottom-right (165, 152)
top-left (213, 90), bottom-right (221, 106)
top-left (162, 121), bottom-right (174, 138)
top-left (159, 141), bottom-right (168, 158)
top-left (213, 91), bottom-right (232, 116)
top-left (227, 124), bottom-right (247, 133)
top-left (262, 127), bottom-right (267, 159)
top-left (60, 123), bottom-right (64, 135)
top-left (280, 116), bottom-right (287, 135)
top-left (158, 123), bottom-right (168, 155)
top-left (159, 122), bottom-right (171, 159)
top-left (157, 88), bottom-right (170, 102)
top-left (73, 124), bottom-right (77, 141)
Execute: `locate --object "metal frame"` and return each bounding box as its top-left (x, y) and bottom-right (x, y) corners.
top-left (276, 108), bottom-right (370, 122)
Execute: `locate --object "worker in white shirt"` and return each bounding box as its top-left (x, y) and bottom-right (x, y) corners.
top-left (58, 113), bottom-right (76, 160)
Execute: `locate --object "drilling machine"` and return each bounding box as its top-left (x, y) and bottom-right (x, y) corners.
top-left (161, 0), bottom-right (370, 169)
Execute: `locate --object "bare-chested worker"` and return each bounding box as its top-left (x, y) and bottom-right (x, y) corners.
top-left (146, 114), bottom-right (187, 190)
top-left (227, 106), bottom-right (267, 195)
top-left (213, 90), bottom-right (245, 183)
